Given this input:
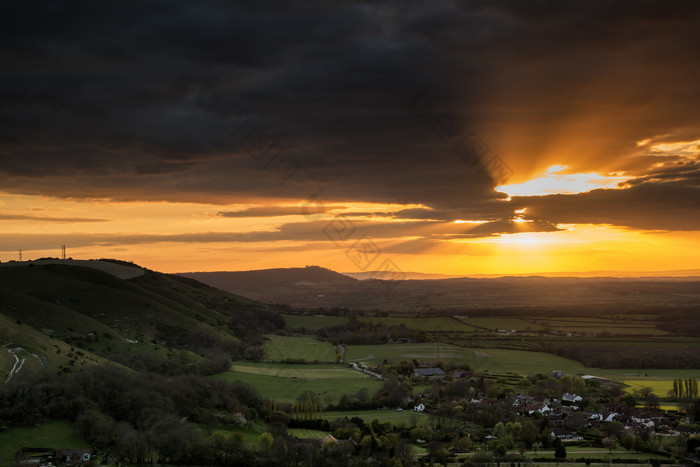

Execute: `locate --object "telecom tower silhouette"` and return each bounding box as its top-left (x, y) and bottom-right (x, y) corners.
top-left (61, 245), bottom-right (66, 260)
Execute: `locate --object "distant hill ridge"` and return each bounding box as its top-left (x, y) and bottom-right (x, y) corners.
top-left (179, 265), bottom-right (356, 290)
top-left (345, 269), bottom-right (700, 280)
top-left (177, 265), bottom-right (700, 311)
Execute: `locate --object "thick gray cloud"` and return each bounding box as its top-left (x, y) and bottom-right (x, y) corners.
top-left (2, 0), bottom-right (700, 236)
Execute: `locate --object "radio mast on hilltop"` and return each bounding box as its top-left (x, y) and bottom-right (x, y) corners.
top-left (19, 249), bottom-right (22, 261)
top-left (61, 245), bottom-right (66, 260)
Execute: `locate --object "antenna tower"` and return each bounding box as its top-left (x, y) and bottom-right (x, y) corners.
top-left (61, 245), bottom-right (66, 260)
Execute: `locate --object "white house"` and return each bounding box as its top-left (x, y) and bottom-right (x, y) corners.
top-left (562, 393), bottom-right (583, 405)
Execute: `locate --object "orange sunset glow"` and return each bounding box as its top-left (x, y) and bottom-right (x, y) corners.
top-left (2, 1), bottom-right (700, 278)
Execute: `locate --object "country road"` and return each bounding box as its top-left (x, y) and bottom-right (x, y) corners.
top-left (351, 362), bottom-right (384, 380)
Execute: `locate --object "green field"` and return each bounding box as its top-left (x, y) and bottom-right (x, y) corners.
top-left (283, 314), bottom-right (349, 330)
top-left (510, 446), bottom-right (670, 462)
top-left (347, 343), bottom-right (471, 365)
top-left (594, 367), bottom-right (700, 382)
top-left (361, 316), bottom-right (477, 332)
top-left (230, 363), bottom-right (356, 379)
top-left (0, 420), bottom-right (87, 466)
top-left (345, 341), bottom-right (700, 390)
top-left (264, 334), bottom-right (337, 362)
top-left (212, 362), bottom-right (383, 403)
top-left (461, 317), bottom-right (545, 332)
top-left (322, 409), bottom-right (429, 426)
top-left (285, 313), bottom-right (670, 337)
top-left (540, 318), bottom-right (668, 336)
top-left (287, 428), bottom-right (329, 439)
top-left (622, 379), bottom-right (676, 398)
top-left (346, 343), bottom-right (587, 375)
top-left (450, 447), bottom-right (673, 466)
top-left (207, 423), bottom-right (263, 446)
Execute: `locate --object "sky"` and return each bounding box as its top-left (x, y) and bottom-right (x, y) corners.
top-left (2, 0), bottom-right (700, 275)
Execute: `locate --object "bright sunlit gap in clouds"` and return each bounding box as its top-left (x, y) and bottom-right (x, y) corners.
top-left (643, 138), bottom-right (700, 156)
top-left (454, 220), bottom-right (489, 224)
top-left (496, 165), bottom-right (630, 197)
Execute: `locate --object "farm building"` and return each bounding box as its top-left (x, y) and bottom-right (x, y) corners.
top-left (56, 448), bottom-right (91, 463)
top-left (17, 447), bottom-right (91, 466)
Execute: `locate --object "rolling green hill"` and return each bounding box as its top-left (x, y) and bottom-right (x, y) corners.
top-left (0, 260), bottom-right (284, 381)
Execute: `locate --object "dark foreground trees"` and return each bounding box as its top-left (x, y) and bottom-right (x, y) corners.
top-left (0, 366), bottom-right (267, 465)
top-left (0, 366), bottom-right (423, 466)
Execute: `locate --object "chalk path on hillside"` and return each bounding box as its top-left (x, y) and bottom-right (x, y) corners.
top-left (2, 344), bottom-right (49, 384)
top-left (3, 347), bottom-right (25, 383)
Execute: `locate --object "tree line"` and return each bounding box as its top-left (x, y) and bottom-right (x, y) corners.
top-left (671, 377), bottom-right (699, 400)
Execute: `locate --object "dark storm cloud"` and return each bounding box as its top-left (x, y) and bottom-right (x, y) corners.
top-left (2, 0), bottom-right (700, 235)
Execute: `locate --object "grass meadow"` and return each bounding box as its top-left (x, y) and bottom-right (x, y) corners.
top-left (281, 313), bottom-right (671, 337)
top-left (264, 334), bottom-right (337, 362)
top-left (0, 420), bottom-right (87, 465)
top-left (287, 428), bottom-right (328, 439)
top-left (344, 341), bottom-right (700, 393)
top-left (460, 317), bottom-right (544, 331)
top-left (282, 314), bottom-right (349, 330)
top-left (346, 343), bottom-right (588, 375)
top-left (212, 362), bottom-right (383, 404)
top-left (361, 316), bottom-right (477, 332)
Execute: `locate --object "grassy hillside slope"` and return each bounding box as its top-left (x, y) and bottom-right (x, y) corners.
top-left (0, 261), bottom-right (284, 381)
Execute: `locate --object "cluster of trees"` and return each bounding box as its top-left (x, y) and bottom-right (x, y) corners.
top-left (0, 366), bottom-right (266, 464)
top-left (551, 344), bottom-right (700, 369)
top-left (316, 319), bottom-right (429, 345)
top-left (656, 310), bottom-right (700, 336)
top-left (328, 377), bottom-right (412, 411)
top-left (255, 421), bottom-right (419, 467)
top-left (292, 400), bottom-right (322, 421)
top-left (671, 377), bottom-right (699, 400)
top-left (0, 368), bottom-right (423, 466)
top-left (104, 347), bottom-right (232, 376)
